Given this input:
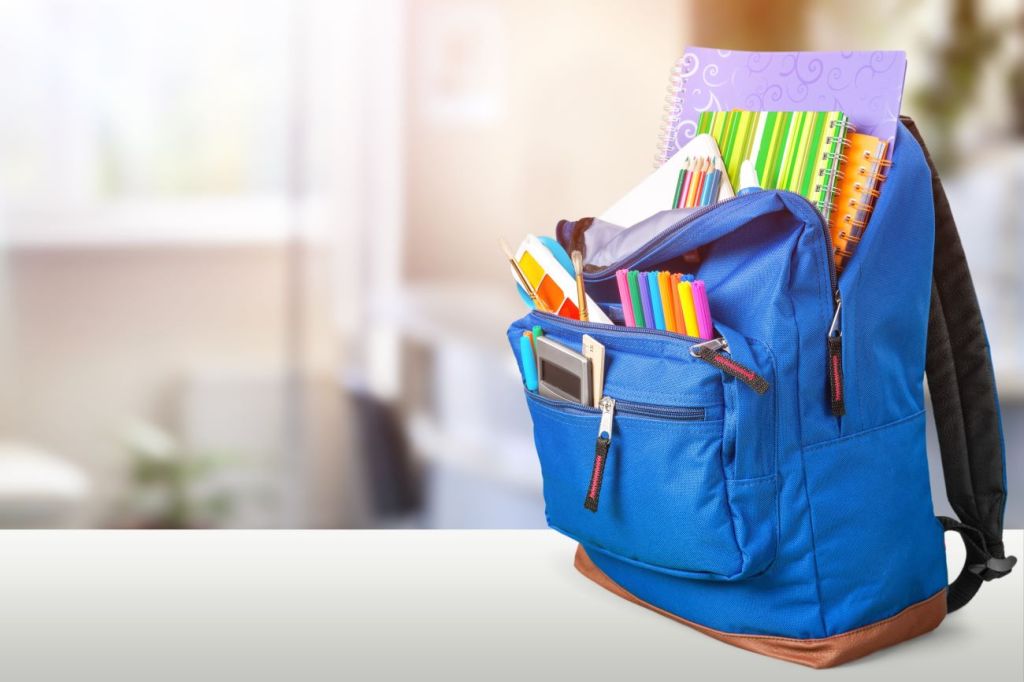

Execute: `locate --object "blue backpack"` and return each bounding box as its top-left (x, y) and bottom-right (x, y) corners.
top-left (507, 119), bottom-right (1016, 667)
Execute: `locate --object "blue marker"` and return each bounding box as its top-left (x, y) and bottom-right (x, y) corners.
top-left (520, 333), bottom-right (538, 391)
top-left (647, 270), bottom-right (666, 330)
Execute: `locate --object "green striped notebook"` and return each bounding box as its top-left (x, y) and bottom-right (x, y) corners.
top-left (696, 110), bottom-right (850, 219)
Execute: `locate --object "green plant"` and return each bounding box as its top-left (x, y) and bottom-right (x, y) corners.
top-left (120, 421), bottom-right (232, 528)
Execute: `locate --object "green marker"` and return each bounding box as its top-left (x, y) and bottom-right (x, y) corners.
top-left (628, 270), bottom-right (646, 328)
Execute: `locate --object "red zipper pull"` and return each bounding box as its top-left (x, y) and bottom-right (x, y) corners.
top-left (584, 397), bottom-right (615, 513)
top-left (827, 296), bottom-right (845, 416)
top-left (690, 339), bottom-right (769, 395)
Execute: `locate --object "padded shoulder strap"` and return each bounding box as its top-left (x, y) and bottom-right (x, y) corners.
top-left (901, 117), bottom-right (1016, 612)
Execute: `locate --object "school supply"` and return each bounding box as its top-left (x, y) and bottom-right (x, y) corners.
top-left (501, 238), bottom-right (550, 313)
top-left (535, 336), bottom-right (591, 406)
top-left (638, 272), bottom-right (655, 329)
top-left (615, 269), bottom-right (715, 338)
top-left (678, 277), bottom-right (699, 338)
top-left (647, 271), bottom-right (666, 330)
top-left (674, 157), bottom-right (725, 209)
top-left (509, 235), bottom-right (612, 323)
top-left (670, 273), bottom-right (684, 332)
top-left (615, 269), bottom-right (635, 327)
top-left (601, 134), bottom-right (734, 227)
top-left (627, 270), bottom-right (646, 328)
top-left (829, 133), bottom-right (891, 273)
top-left (571, 250), bottom-right (589, 321)
top-left (510, 120), bottom-right (1014, 667)
top-left (657, 271), bottom-right (676, 332)
top-left (581, 335), bottom-right (606, 408)
top-left (692, 279), bottom-right (713, 340)
top-left (737, 160), bottom-right (761, 196)
top-left (657, 47), bottom-right (906, 166)
top-left (519, 332), bottom-right (538, 391)
top-left (697, 110), bottom-right (851, 219)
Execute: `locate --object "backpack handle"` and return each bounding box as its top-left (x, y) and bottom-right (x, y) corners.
top-left (901, 116), bottom-right (1017, 612)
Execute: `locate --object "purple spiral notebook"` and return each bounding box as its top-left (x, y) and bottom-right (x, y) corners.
top-left (656, 47), bottom-right (907, 166)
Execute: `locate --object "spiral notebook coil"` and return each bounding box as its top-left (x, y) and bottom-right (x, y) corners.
top-left (655, 59), bottom-right (688, 167)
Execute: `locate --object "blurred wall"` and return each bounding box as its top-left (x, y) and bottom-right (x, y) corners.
top-left (404, 0), bottom-right (685, 287)
top-left (4, 246), bottom-right (287, 523)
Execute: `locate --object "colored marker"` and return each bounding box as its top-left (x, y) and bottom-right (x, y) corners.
top-left (647, 271), bottom-right (666, 330)
top-left (616, 269), bottom-right (635, 327)
top-left (679, 279), bottom-right (699, 337)
top-left (670, 273), bottom-right (685, 333)
top-left (520, 332), bottom-right (538, 391)
top-left (693, 280), bottom-right (713, 340)
top-left (657, 271), bottom-right (676, 332)
top-left (638, 272), bottom-right (655, 329)
top-left (628, 270), bottom-right (646, 328)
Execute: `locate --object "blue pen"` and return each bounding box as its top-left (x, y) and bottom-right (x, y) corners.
top-left (647, 270), bottom-right (666, 330)
top-left (520, 333), bottom-right (538, 391)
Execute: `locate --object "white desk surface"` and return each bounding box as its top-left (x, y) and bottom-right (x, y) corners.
top-left (0, 530), bottom-right (1020, 681)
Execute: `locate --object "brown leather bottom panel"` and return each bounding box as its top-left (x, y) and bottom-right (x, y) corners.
top-left (574, 545), bottom-right (946, 668)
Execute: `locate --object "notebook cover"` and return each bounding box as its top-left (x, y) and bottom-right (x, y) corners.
top-left (658, 48), bottom-right (906, 166)
top-left (829, 133), bottom-right (889, 272)
top-left (697, 109), bottom-right (850, 218)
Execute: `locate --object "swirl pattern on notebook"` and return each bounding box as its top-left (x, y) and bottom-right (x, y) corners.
top-left (656, 47), bottom-right (906, 168)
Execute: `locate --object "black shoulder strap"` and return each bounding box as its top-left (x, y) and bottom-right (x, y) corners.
top-left (901, 116), bottom-right (1016, 612)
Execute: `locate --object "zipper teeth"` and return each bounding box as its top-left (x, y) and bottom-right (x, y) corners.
top-left (527, 391), bottom-right (705, 420)
top-left (582, 189), bottom-right (838, 298)
top-left (532, 310), bottom-right (706, 345)
top-left (584, 194), bottom-right (744, 277)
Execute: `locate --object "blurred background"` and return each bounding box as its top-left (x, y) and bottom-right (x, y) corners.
top-left (0, 0), bottom-right (1020, 528)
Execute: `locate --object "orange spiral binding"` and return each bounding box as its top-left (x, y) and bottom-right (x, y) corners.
top-left (829, 132), bottom-right (891, 274)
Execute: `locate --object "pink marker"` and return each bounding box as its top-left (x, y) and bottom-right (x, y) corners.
top-left (693, 279), bottom-right (713, 340)
top-left (616, 269), bottom-right (635, 327)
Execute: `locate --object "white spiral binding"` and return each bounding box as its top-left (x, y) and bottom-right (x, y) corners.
top-left (654, 59), bottom-right (687, 168)
top-left (814, 118), bottom-right (855, 217)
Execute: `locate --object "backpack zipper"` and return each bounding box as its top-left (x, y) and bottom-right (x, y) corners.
top-left (581, 396), bottom-right (706, 513)
top-left (584, 397), bottom-right (615, 512)
top-left (528, 391), bottom-right (707, 513)
top-left (577, 190), bottom-right (842, 415)
top-left (689, 338), bottom-right (769, 395)
top-left (827, 295), bottom-right (845, 416)
top-left (530, 312), bottom-right (769, 395)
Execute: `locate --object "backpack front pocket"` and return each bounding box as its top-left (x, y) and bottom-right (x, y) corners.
top-left (526, 388), bottom-right (777, 581)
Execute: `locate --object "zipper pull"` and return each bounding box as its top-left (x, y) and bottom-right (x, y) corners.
top-left (827, 294), bottom-right (845, 416)
top-left (690, 338), bottom-right (769, 395)
top-left (584, 397), bottom-right (615, 513)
